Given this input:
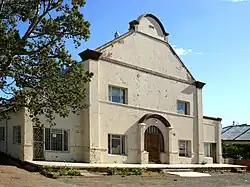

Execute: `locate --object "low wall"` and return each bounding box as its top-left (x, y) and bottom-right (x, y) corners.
top-left (235, 160), bottom-right (250, 171)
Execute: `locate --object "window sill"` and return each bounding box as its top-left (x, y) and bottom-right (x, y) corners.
top-left (179, 156), bottom-right (192, 158)
top-left (108, 154), bottom-right (128, 157)
top-left (45, 150), bottom-right (70, 153)
top-left (177, 113), bottom-right (191, 117)
top-left (13, 143), bottom-right (21, 145)
top-left (108, 101), bottom-right (128, 105)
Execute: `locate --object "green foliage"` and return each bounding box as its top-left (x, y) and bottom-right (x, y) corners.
top-left (107, 167), bottom-right (143, 176)
top-left (223, 143), bottom-right (250, 159)
top-left (0, 0), bottom-right (92, 125)
top-left (58, 168), bottom-right (81, 176)
top-left (41, 166), bottom-right (81, 178)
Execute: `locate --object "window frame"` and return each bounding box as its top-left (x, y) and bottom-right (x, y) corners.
top-left (44, 128), bottom-right (69, 152)
top-left (204, 142), bottom-right (211, 157)
top-left (13, 125), bottom-right (21, 144)
top-left (108, 134), bottom-right (126, 156)
top-left (108, 85), bottom-right (127, 104)
top-left (179, 140), bottom-right (191, 157)
top-left (177, 100), bottom-right (190, 115)
top-left (0, 126), bottom-right (5, 142)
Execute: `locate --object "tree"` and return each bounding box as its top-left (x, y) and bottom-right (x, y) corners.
top-left (0, 0), bottom-right (93, 125)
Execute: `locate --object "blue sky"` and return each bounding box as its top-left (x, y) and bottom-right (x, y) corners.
top-left (3, 0), bottom-right (249, 126)
top-left (72, 0), bottom-right (250, 126)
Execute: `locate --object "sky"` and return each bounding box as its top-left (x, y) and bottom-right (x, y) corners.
top-left (72, 0), bottom-right (250, 127)
top-left (3, 0), bottom-right (250, 126)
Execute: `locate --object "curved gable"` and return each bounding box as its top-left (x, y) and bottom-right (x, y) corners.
top-left (137, 14), bottom-right (169, 38)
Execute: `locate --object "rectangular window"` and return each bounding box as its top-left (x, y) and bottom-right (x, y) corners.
top-left (179, 140), bottom-right (191, 157)
top-left (108, 86), bottom-right (126, 104)
top-left (108, 134), bottom-right (126, 155)
top-left (0, 126), bottom-right (5, 142)
top-left (13, 126), bottom-right (21, 144)
top-left (204, 143), bottom-right (211, 157)
top-left (45, 128), bottom-right (69, 152)
top-left (177, 101), bottom-right (190, 115)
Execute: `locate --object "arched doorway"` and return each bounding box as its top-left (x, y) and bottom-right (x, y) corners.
top-left (144, 126), bottom-right (164, 163)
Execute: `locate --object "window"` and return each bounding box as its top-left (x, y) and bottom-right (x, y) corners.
top-left (0, 126), bottom-right (5, 142)
top-left (45, 128), bottom-right (69, 152)
top-left (179, 140), bottom-right (190, 157)
top-left (177, 101), bottom-right (190, 115)
top-left (108, 86), bottom-right (126, 104)
top-left (108, 134), bottom-right (126, 155)
top-left (204, 143), bottom-right (211, 157)
top-left (13, 126), bottom-right (21, 144)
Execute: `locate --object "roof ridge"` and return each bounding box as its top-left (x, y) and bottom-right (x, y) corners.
top-left (234, 126), bottom-right (250, 140)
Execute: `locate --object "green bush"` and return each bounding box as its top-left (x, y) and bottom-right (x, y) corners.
top-left (107, 167), bottom-right (142, 176)
top-left (223, 143), bottom-right (250, 159)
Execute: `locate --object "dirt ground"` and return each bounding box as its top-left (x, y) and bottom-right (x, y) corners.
top-left (1, 165), bottom-right (250, 187)
top-left (1, 154), bottom-right (250, 187)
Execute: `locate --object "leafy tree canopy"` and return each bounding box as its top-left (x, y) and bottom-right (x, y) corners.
top-left (0, 0), bottom-right (93, 125)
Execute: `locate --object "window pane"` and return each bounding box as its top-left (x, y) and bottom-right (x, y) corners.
top-left (204, 143), bottom-right (211, 157)
top-left (111, 138), bottom-right (121, 155)
top-left (179, 140), bottom-right (187, 157)
top-left (112, 135), bottom-right (121, 139)
top-left (51, 132), bottom-right (62, 151)
top-left (109, 86), bottom-right (126, 104)
top-left (0, 127), bottom-right (5, 141)
top-left (108, 134), bottom-right (111, 154)
top-left (13, 126), bottom-right (21, 144)
top-left (112, 96), bottom-right (121, 103)
top-left (108, 87), bottom-right (112, 101)
top-left (45, 128), bottom-right (51, 150)
top-left (121, 136), bottom-right (125, 154)
top-left (64, 130), bottom-right (68, 151)
top-left (177, 102), bottom-right (185, 114)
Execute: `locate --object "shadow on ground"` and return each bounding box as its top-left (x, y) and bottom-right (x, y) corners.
top-left (0, 152), bottom-right (21, 166)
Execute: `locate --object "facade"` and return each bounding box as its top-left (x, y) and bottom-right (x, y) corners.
top-left (0, 14), bottom-right (223, 164)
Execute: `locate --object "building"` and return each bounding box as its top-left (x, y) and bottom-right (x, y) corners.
top-left (0, 14), bottom-right (223, 164)
top-left (222, 124), bottom-right (250, 144)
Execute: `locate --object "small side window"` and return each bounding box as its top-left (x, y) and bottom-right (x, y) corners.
top-left (177, 101), bottom-right (190, 115)
top-left (108, 86), bottom-right (127, 104)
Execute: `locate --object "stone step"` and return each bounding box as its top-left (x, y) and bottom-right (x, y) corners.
top-left (161, 168), bottom-right (194, 173)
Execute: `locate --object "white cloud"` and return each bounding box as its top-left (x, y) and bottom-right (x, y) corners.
top-left (226, 0), bottom-right (248, 2)
top-left (196, 52), bottom-right (203, 55)
top-left (172, 45), bottom-right (203, 56)
top-left (173, 46), bottom-right (192, 56)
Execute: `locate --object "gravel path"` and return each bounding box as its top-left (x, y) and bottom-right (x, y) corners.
top-left (58, 173), bottom-right (250, 187)
top-left (1, 165), bottom-right (250, 187)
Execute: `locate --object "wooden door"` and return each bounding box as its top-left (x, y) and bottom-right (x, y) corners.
top-left (145, 126), bottom-right (163, 163)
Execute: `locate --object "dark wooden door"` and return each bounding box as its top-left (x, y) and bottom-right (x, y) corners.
top-left (145, 126), bottom-right (163, 163)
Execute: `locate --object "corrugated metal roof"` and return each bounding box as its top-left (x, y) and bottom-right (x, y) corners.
top-left (222, 124), bottom-right (250, 141)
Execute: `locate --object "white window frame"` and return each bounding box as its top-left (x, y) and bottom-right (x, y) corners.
top-left (13, 126), bottom-right (21, 144)
top-left (177, 100), bottom-right (190, 115)
top-left (44, 128), bottom-right (69, 152)
top-left (204, 143), bottom-right (211, 157)
top-left (179, 140), bottom-right (191, 157)
top-left (108, 134), bottom-right (126, 155)
top-left (108, 85), bottom-right (127, 104)
top-left (0, 126), bottom-right (5, 142)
